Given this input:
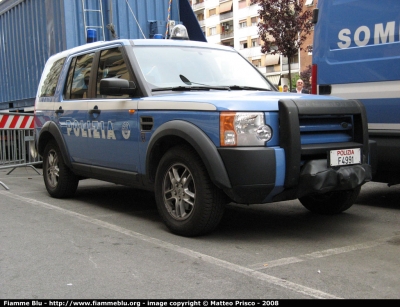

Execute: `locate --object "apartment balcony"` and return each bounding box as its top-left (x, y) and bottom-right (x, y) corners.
top-left (282, 63), bottom-right (299, 71)
top-left (257, 67), bottom-right (267, 75)
top-left (198, 19), bottom-right (205, 27)
top-left (265, 65), bottom-right (282, 73)
top-left (220, 31), bottom-right (234, 40)
top-left (193, 2), bottom-right (205, 11)
top-left (220, 11), bottom-right (233, 21)
top-left (239, 46), bottom-right (262, 58)
top-left (220, 35), bottom-right (234, 46)
top-left (265, 66), bottom-right (275, 73)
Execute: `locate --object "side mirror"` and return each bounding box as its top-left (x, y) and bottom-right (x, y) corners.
top-left (312, 8), bottom-right (319, 24)
top-left (100, 78), bottom-right (136, 96)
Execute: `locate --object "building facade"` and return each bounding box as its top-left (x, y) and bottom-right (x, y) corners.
top-left (190, 0), bottom-right (317, 88)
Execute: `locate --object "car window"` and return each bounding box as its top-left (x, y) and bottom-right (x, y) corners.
top-left (40, 57), bottom-right (65, 97)
top-left (96, 48), bottom-right (133, 98)
top-left (64, 53), bottom-right (94, 99)
top-left (133, 46), bottom-right (273, 90)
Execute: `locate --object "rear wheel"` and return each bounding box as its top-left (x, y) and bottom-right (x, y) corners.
top-left (155, 145), bottom-right (227, 236)
top-left (299, 186), bottom-right (361, 215)
top-left (43, 140), bottom-right (79, 198)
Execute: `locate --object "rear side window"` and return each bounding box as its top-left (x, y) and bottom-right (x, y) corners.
top-left (40, 58), bottom-right (65, 97)
top-left (64, 53), bottom-right (94, 99)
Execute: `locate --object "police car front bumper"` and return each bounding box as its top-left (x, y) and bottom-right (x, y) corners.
top-left (218, 147), bottom-right (372, 204)
top-left (296, 159), bottom-right (372, 198)
top-left (271, 159), bottom-right (372, 203)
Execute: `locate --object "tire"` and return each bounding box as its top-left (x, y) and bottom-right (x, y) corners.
top-left (155, 145), bottom-right (227, 237)
top-left (299, 186), bottom-right (361, 215)
top-left (43, 140), bottom-right (79, 198)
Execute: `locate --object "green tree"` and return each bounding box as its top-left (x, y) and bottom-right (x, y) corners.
top-left (256, 0), bottom-right (313, 90)
top-left (290, 73), bottom-right (300, 91)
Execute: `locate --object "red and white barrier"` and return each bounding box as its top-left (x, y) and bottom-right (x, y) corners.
top-left (0, 113), bottom-right (34, 130)
top-left (0, 112), bottom-right (41, 190)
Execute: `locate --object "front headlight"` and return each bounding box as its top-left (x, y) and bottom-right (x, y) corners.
top-left (220, 112), bottom-right (272, 146)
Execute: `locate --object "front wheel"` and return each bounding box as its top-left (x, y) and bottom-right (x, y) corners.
top-left (299, 186), bottom-right (361, 215)
top-left (43, 140), bottom-right (79, 198)
top-left (155, 145), bottom-right (227, 236)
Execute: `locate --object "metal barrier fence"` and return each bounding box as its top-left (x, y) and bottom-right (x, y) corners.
top-left (0, 112), bottom-right (42, 190)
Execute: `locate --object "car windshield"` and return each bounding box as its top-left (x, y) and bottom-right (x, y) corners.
top-left (132, 45), bottom-right (273, 91)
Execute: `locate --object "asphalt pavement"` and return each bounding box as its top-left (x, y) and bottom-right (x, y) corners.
top-left (1, 166), bottom-right (399, 299)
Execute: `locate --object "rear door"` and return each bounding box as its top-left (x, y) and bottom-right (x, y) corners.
top-left (57, 52), bottom-right (95, 164)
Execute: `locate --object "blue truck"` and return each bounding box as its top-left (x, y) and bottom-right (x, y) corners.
top-left (33, 24), bottom-right (372, 236)
top-left (311, 0), bottom-right (400, 186)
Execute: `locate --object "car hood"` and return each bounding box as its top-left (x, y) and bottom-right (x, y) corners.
top-left (139, 90), bottom-right (342, 111)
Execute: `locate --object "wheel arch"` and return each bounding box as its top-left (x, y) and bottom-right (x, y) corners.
top-left (38, 121), bottom-right (72, 169)
top-left (145, 120), bottom-right (232, 189)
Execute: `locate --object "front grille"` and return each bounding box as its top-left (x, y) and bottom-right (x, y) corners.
top-left (299, 115), bottom-right (353, 145)
top-left (278, 98), bottom-right (368, 188)
top-left (299, 115), bottom-right (356, 161)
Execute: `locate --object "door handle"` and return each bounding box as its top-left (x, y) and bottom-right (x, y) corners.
top-left (55, 107), bottom-right (64, 114)
top-left (89, 105), bottom-right (101, 115)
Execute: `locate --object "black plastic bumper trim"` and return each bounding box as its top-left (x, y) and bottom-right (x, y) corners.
top-left (218, 147), bottom-right (276, 204)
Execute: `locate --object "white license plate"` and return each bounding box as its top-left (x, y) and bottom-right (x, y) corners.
top-left (330, 148), bottom-right (361, 166)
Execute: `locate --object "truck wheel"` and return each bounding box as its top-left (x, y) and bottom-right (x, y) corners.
top-left (155, 145), bottom-right (226, 236)
top-left (299, 186), bottom-right (361, 215)
top-left (43, 140), bottom-right (79, 198)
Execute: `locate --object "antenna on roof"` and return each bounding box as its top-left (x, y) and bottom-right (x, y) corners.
top-left (125, 0), bottom-right (146, 39)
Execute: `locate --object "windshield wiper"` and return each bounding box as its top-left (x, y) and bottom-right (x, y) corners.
top-left (152, 84), bottom-right (271, 92)
top-left (179, 74), bottom-right (230, 90)
top-left (228, 85), bottom-right (272, 91)
top-left (151, 76), bottom-right (270, 92)
top-left (152, 86), bottom-right (229, 92)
